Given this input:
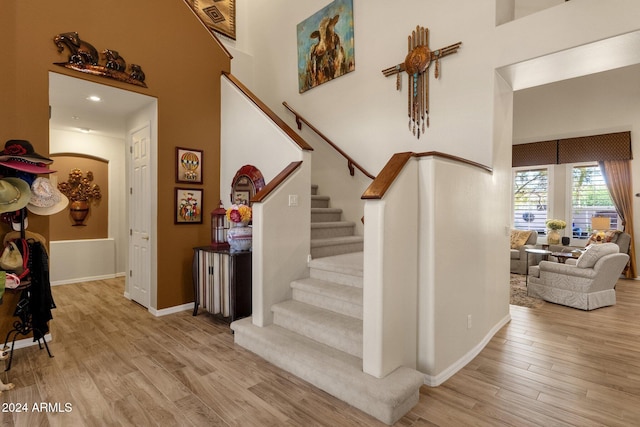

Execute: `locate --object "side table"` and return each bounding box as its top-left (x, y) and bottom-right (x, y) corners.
top-left (192, 247), bottom-right (252, 323)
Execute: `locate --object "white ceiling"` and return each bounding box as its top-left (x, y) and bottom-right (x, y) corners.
top-left (49, 72), bottom-right (155, 139)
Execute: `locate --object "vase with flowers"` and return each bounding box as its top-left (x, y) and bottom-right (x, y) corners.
top-left (545, 219), bottom-right (566, 245)
top-left (226, 204), bottom-right (252, 252)
top-left (57, 168), bottom-right (102, 226)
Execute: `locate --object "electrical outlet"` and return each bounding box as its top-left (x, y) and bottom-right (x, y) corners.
top-left (289, 194), bottom-right (298, 207)
top-left (467, 314), bottom-right (472, 329)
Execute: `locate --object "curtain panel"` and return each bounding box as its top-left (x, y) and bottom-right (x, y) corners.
top-left (599, 160), bottom-right (637, 278)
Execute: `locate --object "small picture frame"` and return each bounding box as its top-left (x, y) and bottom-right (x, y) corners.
top-left (176, 147), bottom-right (203, 184)
top-left (175, 187), bottom-right (203, 224)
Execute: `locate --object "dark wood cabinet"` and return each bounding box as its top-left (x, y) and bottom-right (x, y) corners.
top-left (192, 247), bottom-right (252, 323)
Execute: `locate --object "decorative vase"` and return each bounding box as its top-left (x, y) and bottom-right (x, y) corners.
top-left (227, 221), bottom-right (252, 252)
top-left (547, 228), bottom-right (562, 245)
top-left (69, 200), bottom-right (90, 226)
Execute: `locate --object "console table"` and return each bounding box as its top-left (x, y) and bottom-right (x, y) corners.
top-left (192, 247), bottom-right (252, 323)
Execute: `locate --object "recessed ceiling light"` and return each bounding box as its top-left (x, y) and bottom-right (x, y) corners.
top-left (78, 127), bottom-right (91, 133)
top-left (72, 115), bottom-right (80, 120)
top-left (87, 95), bottom-right (101, 102)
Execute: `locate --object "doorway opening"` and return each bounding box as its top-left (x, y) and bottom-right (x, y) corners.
top-left (48, 72), bottom-right (158, 309)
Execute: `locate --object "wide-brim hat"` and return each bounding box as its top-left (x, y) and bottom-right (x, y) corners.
top-left (0, 158), bottom-right (55, 174)
top-left (0, 140), bottom-right (53, 164)
top-left (27, 177), bottom-right (69, 216)
top-left (0, 177), bottom-right (31, 214)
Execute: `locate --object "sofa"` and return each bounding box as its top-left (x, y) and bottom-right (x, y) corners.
top-left (527, 242), bottom-right (629, 310)
top-left (510, 229), bottom-right (538, 274)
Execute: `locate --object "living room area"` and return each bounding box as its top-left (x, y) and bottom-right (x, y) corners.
top-left (509, 61), bottom-right (639, 311)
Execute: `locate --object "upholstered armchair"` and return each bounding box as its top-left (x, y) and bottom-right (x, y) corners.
top-left (510, 229), bottom-right (539, 274)
top-left (527, 243), bottom-right (629, 310)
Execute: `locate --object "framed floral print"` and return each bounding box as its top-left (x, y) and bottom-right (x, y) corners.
top-left (175, 187), bottom-right (203, 224)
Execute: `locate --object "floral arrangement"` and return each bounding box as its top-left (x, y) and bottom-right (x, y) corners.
top-left (57, 168), bottom-right (102, 204)
top-left (545, 219), bottom-right (567, 230)
top-left (226, 204), bottom-right (252, 223)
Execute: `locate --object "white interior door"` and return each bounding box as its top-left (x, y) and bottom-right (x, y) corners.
top-left (129, 123), bottom-right (151, 307)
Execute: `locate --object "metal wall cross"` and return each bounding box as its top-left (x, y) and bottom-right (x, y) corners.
top-left (382, 26), bottom-right (461, 139)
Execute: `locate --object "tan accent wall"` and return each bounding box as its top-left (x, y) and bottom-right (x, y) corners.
top-left (49, 155), bottom-right (109, 240)
top-left (0, 2), bottom-right (229, 310)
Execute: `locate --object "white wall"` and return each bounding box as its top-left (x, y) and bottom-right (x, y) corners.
top-left (221, 0), bottom-right (640, 379)
top-left (220, 76), bottom-right (303, 201)
top-left (49, 128), bottom-right (126, 283)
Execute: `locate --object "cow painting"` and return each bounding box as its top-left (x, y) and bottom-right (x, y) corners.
top-left (297, 0), bottom-right (355, 93)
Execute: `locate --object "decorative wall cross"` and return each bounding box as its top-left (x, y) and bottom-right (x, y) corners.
top-left (382, 26), bottom-right (461, 139)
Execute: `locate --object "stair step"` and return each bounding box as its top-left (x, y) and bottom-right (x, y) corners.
top-left (310, 235), bottom-right (364, 259)
top-left (231, 318), bottom-right (424, 425)
top-left (272, 300), bottom-right (362, 358)
top-left (310, 221), bottom-right (355, 239)
top-left (309, 252), bottom-right (364, 287)
top-left (311, 207), bottom-right (342, 222)
top-left (291, 277), bottom-right (363, 319)
top-left (311, 195), bottom-right (330, 208)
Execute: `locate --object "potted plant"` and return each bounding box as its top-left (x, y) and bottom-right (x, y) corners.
top-left (57, 168), bottom-right (102, 226)
top-left (545, 219), bottom-right (566, 245)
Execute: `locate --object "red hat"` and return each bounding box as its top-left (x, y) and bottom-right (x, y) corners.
top-left (0, 158), bottom-right (55, 174)
top-left (0, 140), bottom-right (53, 164)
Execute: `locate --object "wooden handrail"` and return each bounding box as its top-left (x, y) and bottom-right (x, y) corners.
top-left (283, 102), bottom-right (376, 180)
top-left (362, 151), bottom-right (492, 200)
top-left (223, 73), bottom-right (314, 151)
top-left (252, 161), bottom-right (303, 203)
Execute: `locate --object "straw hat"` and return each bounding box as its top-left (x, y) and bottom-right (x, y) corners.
top-left (0, 178), bottom-right (31, 214)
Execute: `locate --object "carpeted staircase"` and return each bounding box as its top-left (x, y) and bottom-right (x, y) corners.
top-left (231, 186), bottom-right (424, 425)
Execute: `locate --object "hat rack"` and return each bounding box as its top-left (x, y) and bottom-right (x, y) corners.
top-left (0, 139), bottom-right (56, 371)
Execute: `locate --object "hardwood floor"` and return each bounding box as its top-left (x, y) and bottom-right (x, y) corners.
top-left (0, 277), bottom-right (639, 426)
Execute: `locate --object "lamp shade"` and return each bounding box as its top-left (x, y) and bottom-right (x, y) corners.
top-left (591, 216), bottom-right (611, 231)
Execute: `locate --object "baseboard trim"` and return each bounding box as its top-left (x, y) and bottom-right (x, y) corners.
top-left (149, 303), bottom-right (194, 317)
top-left (423, 313), bottom-right (511, 387)
top-left (51, 273), bottom-right (121, 286)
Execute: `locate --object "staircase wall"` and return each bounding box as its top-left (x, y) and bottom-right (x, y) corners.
top-left (362, 160), bottom-right (419, 378)
top-left (252, 156), bottom-right (312, 326)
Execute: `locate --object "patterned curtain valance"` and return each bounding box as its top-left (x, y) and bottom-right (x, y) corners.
top-left (512, 140), bottom-right (557, 167)
top-left (513, 131), bottom-right (632, 167)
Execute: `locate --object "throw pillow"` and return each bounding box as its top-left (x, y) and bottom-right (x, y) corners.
top-left (587, 230), bottom-right (620, 246)
top-left (510, 230), bottom-right (532, 249)
top-left (576, 242), bottom-right (619, 268)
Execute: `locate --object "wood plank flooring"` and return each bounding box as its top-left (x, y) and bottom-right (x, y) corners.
top-left (0, 277), bottom-right (639, 426)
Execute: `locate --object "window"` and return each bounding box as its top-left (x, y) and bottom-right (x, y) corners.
top-left (571, 164), bottom-right (618, 239)
top-left (513, 168), bottom-right (548, 233)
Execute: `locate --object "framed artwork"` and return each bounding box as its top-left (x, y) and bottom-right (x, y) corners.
top-left (184, 0), bottom-right (236, 40)
top-left (297, 0), bottom-right (355, 93)
top-left (176, 147), bottom-right (203, 184)
top-left (175, 187), bottom-right (203, 224)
